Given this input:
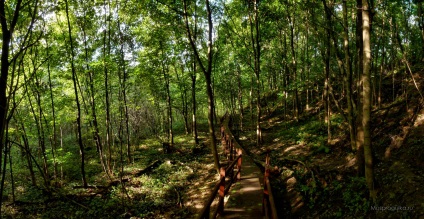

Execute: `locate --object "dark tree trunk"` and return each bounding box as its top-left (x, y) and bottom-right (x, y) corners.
top-left (65, 0), bottom-right (87, 187)
top-left (47, 42), bottom-right (58, 181)
top-left (81, 19), bottom-right (108, 174)
top-left (103, 0), bottom-right (112, 174)
top-left (117, 15), bottom-right (132, 163)
top-left (343, 0), bottom-right (356, 151)
top-left (322, 0), bottom-right (332, 145)
top-left (183, 0), bottom-right (220, 173)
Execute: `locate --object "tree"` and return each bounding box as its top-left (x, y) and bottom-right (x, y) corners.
top-left (64, 0), bottom-right (87, 187)
top-left (183, 0), bottom-right (220, 173)
top-left (248, 0), bottom-right (262, 146)
top-left (322, 0), bottom-right (332, 145)
top-left (343, 0), bottom-right (356, 151)
top-left (0, 0), bottom-right (40, 204)
top-left (361, 0), bottom-right (375, 200)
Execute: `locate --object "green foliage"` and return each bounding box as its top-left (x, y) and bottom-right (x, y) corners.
top-left (297, 175), bottom-right (371, 217)
top-left (341, 177), bottom-right (371, 214)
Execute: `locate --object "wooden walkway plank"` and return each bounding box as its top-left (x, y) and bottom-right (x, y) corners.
top-left (220, 151), bottom-right (264, 219)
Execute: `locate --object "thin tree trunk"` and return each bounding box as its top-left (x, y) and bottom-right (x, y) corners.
top-left (356, 0), bottom-right (365, 177)
top-left (8, 142), bottom-right (15, 202)
top-left (237, 67), bottom-right (243, 131)
top-left (103, 0), bottom-right (112, 174)
top-left (378, 17), bottom-right (386, 108)
top-left (417, 1), bottom-right (424, 58)
top-left (23, 71), bottom-right (50, 187)
top-left (249, 0), bottom-right (262, 145)
top-left (163, 60), bottom-right (173, 145)
top-left (287, 10), bottom-right (299, 120)
top-left (65, 0), bottom-right (87, 187)
top-left (250, 76), bottom-right (254, 124)
top-left (15, 116), bottom-right (37, 186)
top-left (81, 17), bottom-right (108, 174)
top-left (191, 4), bottom-right (198, 145)
top-left (183, 0), bottom-right (220, 173)
top-left (0, 0), bottom-right (24, 204)
top-left (322, 0), bottom-right (332, 145)
top-left (0, 128), bottom-right (9, 199)
top-left (117, 14), bottom-right (132, 163)
top-left (176, 65), bottom-right (190, 135)
top-left (35, 73), bottom-right (50, 185)
top-left (343, 0), bottom-right (356, 151)
top-left (46, 41), bottom-right (58, 182)
top-left (305, 17), bottom-right (310, 111)
top-left (254, 0), bottom-right (262, 145)
top-left (191, 72), bottom-right (199, 144)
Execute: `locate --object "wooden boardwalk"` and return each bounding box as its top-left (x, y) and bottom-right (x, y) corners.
top-left (220, 151), bottom-right (264, 219)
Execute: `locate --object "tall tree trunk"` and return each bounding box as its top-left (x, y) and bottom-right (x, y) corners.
top-left (46, 41), bottom-right (58, 182)
top-left (34, 73), bottom-right (50, 186)
top-left (343, 0), bottom-right (356, 151)
top-left (191, 4), bottom-right (198, 144)
top-left (0, 0), bottom-right (24, 204)
top-left (65, 0), bottom-right (87, 187)
top-left (250, 76), bottom-right (254, 123)
top-left (183, 0), bottom-right (220, 173)
top-left (305, 16), bottom-right (310, 111)
top-left (287, 8), bottom-right (299, 120)
top-left (163, 59), bottom-right (173, 145)
top-left (117, 13), bottom-right (132, 163)
top-left (378, 17), bottom-right (386, 108)
top-left (8, 141), bottom-right (15, 202)
top-left (237, 67), bottom-right (243, 131)
top-left (417, 1), bottom-right (424, 59)
top-left (176, 65), bottom-right (190, 135)
top-left (103, 0), bottom-right (112, 174)
top-left (249, 0), bottom-right (262, 145)
top-left (81, 18), bottom-right (108, 175)
top-left (356, 0), bottom-right (365, 177)
top-left (322, 0), bottom-right (332, 145)
top-left (362, 0), bottom-right (375, 200)
top-left (191, 72), bottom-right (199, 144)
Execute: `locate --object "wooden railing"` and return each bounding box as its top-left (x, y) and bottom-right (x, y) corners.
top-left (262, 153), bottom-right (278, 219)
top-left (198, 113), bottom-right (242, 219)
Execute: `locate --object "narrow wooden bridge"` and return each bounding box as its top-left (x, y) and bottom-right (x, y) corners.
top-left (198, 113), bottom-right (278, 219)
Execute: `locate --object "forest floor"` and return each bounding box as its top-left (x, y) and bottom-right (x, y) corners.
top-left (235, 81), bottom-right (424, 217)
top-left (1, 128), bottom-right (232, 219)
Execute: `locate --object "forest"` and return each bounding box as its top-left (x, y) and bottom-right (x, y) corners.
top-left (0, 0), bottom-right (423, 218)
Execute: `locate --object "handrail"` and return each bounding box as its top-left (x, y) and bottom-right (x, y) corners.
top-left (198, 153), bottom-right (242, 219)
top-left (198, 113), bottom-right (242, 219)
top-left (263, 154), bottom-right (278, 219)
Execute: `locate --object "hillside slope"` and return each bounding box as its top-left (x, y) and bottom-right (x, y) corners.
top-left (234, 67), bottom-right (424, 218)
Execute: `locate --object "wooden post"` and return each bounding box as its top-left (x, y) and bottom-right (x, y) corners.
top-left (204, 205), bottom-right (210, 219)
top-left (230, 138), bottom-right (234, 161)
top-left (163, 142), bottom-right (170, 154)
top-left (237, 149), bottom-right (242, 180)
top-left (221, 128), bottom-right (226, 147)
top-left (218, 167), bottom-right (226, 215)
top-left (263, 153), bottom-right (270, 217)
